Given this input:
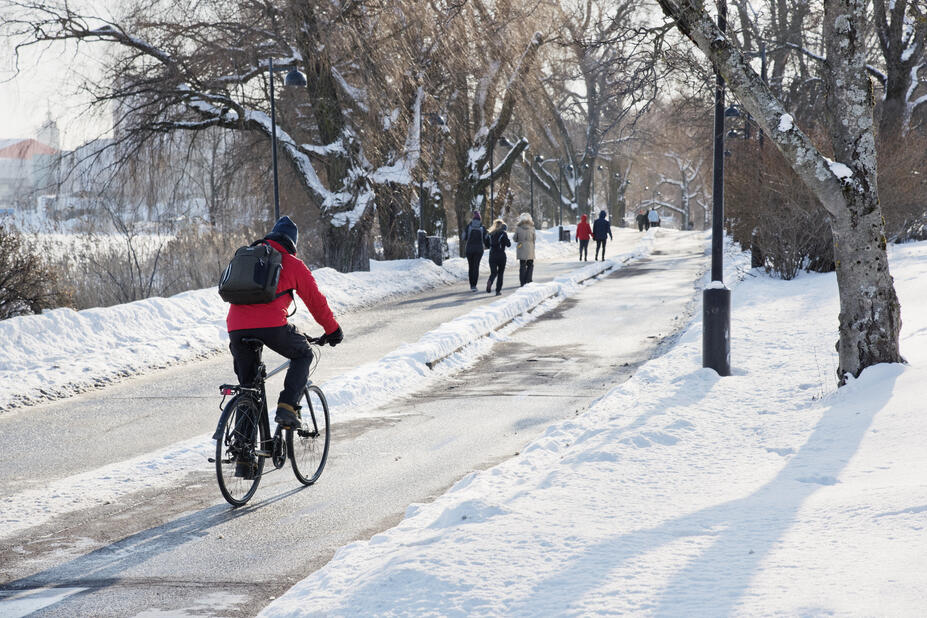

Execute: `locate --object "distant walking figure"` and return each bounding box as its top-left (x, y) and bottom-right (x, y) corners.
top-left (575, 213), bottom-right (592, 261)
top-left (636, 210), bottom-right (647, 232)
top-left (463, 211), bottom-right (488, 291)
top-left (512, 212), bottom-right (536, 286)
top-left (648, 207), bottom-right (661, 228)
top-left (592, 210), bottom-right (613, 261)
top-left (485, 218), bottom-right (511, 295)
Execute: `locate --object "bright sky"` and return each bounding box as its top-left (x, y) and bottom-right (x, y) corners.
top-left (0, 1), bottom-right (123, 150)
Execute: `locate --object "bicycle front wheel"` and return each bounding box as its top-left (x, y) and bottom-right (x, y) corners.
top-left (216, 395), bottom-right (266, 506)
top-left (289, 385), bottom-right (330, 485)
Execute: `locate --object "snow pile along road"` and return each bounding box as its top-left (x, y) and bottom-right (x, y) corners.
top-left (260, 241), bottom-right (927, 616)
top-left (0, 231), bottom-right (653, 541)
top-left (0, 228), bottom-right (578, 411)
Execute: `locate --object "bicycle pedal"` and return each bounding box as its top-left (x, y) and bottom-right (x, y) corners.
top-left (254, 450), bottom-right (271, 457)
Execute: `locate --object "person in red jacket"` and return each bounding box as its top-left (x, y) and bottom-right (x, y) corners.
top-left (575, 213), bottom-right (593, 261)
top-left (227, 216), bottom-right (343, 429)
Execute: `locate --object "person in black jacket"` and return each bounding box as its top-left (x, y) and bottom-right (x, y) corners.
top-left (592, 210), bottom-right (613, 260)
top-left (462, 211), bottom-right (488, 291)
top-left (484, 218), bottom-right (511, 295)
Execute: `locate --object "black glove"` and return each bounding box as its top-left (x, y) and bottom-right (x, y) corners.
top-left (320, 326), bottom-right (343, 347)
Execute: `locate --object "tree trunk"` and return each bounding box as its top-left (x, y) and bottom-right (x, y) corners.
top-left (657, 0), bottom-right (903, 384)
top-left (374, 183), bottom-right (416, 260)
top-left (830, 207), bottom-right (902, 382)
top-left (322, 215), bottom-right (373, 272)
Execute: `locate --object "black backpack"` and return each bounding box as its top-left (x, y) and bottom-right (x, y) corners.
top-left (218, 241), bottom-right (289, 305)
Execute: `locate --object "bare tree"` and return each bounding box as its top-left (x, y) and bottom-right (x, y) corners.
top-left (657, 0), bottom-right (903, 384)
top-left (3, 0), bottom-right (448, 271)
top-left (521, 0), bottom-right (661, 224)
top-left (872, 0), bottom-right (927, 140)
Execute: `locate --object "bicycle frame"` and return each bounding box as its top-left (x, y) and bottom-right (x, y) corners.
top-left (214, 355), bottom-right (307, 446)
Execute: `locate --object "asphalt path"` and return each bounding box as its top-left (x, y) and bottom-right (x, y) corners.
top-left (0, 230), bottom-right (709, 617)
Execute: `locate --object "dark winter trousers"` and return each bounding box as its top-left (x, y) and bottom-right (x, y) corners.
top-left (594, 239), bottom-right (607, 260)
top-left (578, 239), bottom-right (589, 260)
top-left (487, 255), bottom-right (506, 293)
top-left (466, 251), bottom-right (483, 288)
top-left (519, 259), bottom-right (534, 286)
top-left (229, 324), bottom-right (313, 408)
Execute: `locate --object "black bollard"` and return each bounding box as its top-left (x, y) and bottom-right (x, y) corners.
top-left (703, 286), bottom-right (731, 376)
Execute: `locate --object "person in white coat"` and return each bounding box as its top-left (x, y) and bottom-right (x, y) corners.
top-left (512, 212), bottom-right (536, 286)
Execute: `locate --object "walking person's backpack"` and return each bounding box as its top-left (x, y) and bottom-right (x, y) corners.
top-left (218, 241), bottom-right (288, 305)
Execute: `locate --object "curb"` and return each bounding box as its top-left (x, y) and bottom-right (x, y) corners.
top-left (424, 255), bottom-right (634, 370)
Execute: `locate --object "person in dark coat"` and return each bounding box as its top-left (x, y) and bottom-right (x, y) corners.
top-left (462, 211), bottom-right (488, 291)
top-left (636, 210), bottom-right (647, 232)
top-left (484, 218), bottom-right (511, 295)
top-left (592, 210), bottom-right (613, 260)
top-left (575, 213), bottom-right (593, 261)
top-left (227, 216), bottom-right (343, 431)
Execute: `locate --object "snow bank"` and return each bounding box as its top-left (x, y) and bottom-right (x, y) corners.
top-left (260, 241), bottom-right (927, 616)
top-left (0, 232), bottom-right (580, 411)
top-left (0, 231), bottom-right (648, 539)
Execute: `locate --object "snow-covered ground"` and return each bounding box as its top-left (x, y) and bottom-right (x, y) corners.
top-left (0, 227), bottom-right (656, 541)
top-left (0, 227), bottom-right (579, 411)
top-left (259, 240), bottom-right (927, 616)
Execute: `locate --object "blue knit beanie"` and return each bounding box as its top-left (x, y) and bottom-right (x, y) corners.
top-left (267, 215), bottom-right (298, 254)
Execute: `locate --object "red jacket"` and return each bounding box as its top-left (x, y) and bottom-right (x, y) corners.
top-left (226, 239), bottom-right (340, 334)
top-left (576, 215), bottom-right (593, 241)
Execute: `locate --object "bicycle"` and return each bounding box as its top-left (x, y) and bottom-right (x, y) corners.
top-left (211, 335), bottom-right (330, 507)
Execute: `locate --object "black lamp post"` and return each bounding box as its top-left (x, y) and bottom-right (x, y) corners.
top-left (531, 155), bottom-right (542, 225)
top-left (565, 164), bottom-right (574, 227)
top-left (537, 156), bottom-right (560, 233)
top-left (703, 0), bottom-right (731, 376)
top-left (489, 139), bottom-right (495, 220)
top-left (590, 164), bottom-right (603, 211)
top-left (269, 58), bottom-right (307, 221)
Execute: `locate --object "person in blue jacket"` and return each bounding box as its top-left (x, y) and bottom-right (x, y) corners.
top-left (592, 210), bottom-right (613, 260)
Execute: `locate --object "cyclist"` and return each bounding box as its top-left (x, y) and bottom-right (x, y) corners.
top-left (227, 215), bottom-right (343, 429)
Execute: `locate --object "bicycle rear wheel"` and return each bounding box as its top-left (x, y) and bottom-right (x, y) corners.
top-left (216, 395), bottom-right (266, 506)
top-left (289, 385), bottom-right (330, 485)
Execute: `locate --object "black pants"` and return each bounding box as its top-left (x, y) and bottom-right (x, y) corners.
top-left (466, 251), bottom-right (483, 288)
top-left (487, 255), bottom-right (506, 293)
top-left (578, 239), bottom-right (589, 260)
top-left (650, 220), bottom-right (660, 227)
top-left (595, 239), bottom-right (607, 260)
top-left (519, 259), bottom-right (534, 286)
top-left (229, 324), bottom-right (312, 408)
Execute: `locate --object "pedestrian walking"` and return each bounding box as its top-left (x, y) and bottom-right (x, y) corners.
top-left (462, 211), bottom-right (488, 291)
top-left (575, 213), bottom-right (592, 261)
top-left (648, 207), bottom-right (661, 228)
top-left (592, 210), bottom-right (613, 261)
top-left (484, 218), bottom-right (511, 295)
top-left (512, 212), bottom-right (536, 286)
top-left (636, 210), bottom-right (647, 232)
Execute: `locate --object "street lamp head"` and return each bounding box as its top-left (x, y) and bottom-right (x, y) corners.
top-left (724, 104), bottom-right (741, 118)
top-left (284, 68), bottom-right (307, 87)
top-left (535, 155), bottom-right (543, 163)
